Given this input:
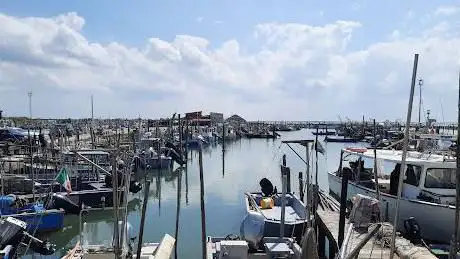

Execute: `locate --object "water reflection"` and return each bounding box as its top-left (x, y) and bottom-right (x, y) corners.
top-left (39, 129), bottom-right (358, 259)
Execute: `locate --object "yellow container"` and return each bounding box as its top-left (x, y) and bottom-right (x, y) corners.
top-left (260, 197), bottom-right (274, 209)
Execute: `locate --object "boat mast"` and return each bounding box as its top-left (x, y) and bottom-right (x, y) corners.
top-left (418, 79), bottom-right (423, 128)
top-left (449, 70), bottom-right (460, 259)
top-left (389, 53), bottom-right (419, 259)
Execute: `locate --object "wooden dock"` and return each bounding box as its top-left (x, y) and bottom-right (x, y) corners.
top-left (316, 208), bottom-right (436, 259)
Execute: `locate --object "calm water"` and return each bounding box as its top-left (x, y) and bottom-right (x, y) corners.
top-left (33, 129), bottom-right (361, 259)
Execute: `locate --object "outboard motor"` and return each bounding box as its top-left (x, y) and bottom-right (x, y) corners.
top-left (259, 178), bottom-right (275, 197)
top-left (45, 193), bottom-right (81, 215)
top-left (240, 211), bottom-right (265, 251)
top-left (404, 217), bottom-right (422, 244)
top-left (0, 217), bottom-right (55, 257)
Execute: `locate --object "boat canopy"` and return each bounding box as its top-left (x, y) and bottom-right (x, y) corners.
top-left (342, 147), bottom-right (456, 167)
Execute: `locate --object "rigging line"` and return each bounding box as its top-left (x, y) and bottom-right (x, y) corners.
top-left (284, 143), bottom-right (307, 165)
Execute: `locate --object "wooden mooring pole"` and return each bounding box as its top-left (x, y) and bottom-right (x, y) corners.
top-left (298, 172), bottom-right (304, 201)
top-left (136, 180), bottom-right (150, 259)
top-left (338, 158), bottom-right (349, 247)
top-left (198, 147), bottom-right (207, 259)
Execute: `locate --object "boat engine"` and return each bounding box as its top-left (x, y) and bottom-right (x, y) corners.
top-left (0, 217), bottom-right (55, 257)
top-left (240, 211), bottom-right (265, 251)
top-left (404, 217), bottom-right (422, 244)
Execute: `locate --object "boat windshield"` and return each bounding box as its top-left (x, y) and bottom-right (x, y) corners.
top-left (424, 168), bottom-right (456, 189)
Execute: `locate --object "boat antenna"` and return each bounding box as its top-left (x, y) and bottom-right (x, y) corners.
top-left (389, 53), bottom-right (419, 259)
top-left (449, 69), bottom-right (460, 259)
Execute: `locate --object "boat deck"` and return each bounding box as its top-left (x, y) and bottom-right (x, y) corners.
top-left (261, 206), bottom-right (303, 222)
top-left (317, 208), bottom-right (436, 259)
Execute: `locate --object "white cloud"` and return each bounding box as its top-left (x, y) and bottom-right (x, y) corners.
top-left (434, 6), bottom-right (460, 16)
top-left (0, 11), bottom-right (460, 121)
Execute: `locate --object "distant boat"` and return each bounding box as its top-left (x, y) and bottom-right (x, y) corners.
top-left (312, 131), bottom-right (335, 136)
top-left (324, 136), bottom-right (360, 143)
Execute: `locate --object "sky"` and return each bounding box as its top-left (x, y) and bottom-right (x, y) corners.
top-left (0, 1), bottom-right (460, 121)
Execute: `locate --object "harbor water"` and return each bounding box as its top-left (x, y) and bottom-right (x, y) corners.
top-left (37, 129), bottom-right (362, 259)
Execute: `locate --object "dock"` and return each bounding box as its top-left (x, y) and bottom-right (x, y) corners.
top-left (316, 208), bottom-right (436, 259)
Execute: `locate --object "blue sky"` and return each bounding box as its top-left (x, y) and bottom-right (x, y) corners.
top-left (1, 0), bottom-right (444, 47)
top-left (0, 1), bottom-right (459, 120)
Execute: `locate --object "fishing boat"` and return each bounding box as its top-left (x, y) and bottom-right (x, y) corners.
top-left (324, 136), bottom-right (360, 143)
top-left (328, 147), bottom-right (456, 243)
top-left (244, 178), bottom-right (307, 240)
top-left (244, 192), bottom-right (307, 240)
top-left (209, 178), bottom-right (312, 259)
top-left (136, 134), bottom-right (173, 169)
top-left (0, 195), bottom-right (64, 232)
top-left (312, 130), bottom-right (336, 136)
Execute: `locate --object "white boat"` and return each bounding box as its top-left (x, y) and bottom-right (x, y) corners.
top-left (328, 147), bottom-right (456, 243)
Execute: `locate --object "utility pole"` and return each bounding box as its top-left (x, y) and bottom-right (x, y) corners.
top-left (28, 91), bottom-right (32, 119)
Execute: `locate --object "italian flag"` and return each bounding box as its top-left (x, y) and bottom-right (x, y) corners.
top-left (56, 168), bottom-right (72, 194)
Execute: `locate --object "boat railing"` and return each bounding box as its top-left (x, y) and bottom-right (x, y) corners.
top-left (244, 192), bottom-right (268, 220)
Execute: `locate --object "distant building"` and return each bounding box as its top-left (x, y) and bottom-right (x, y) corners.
top-left (185, 111), bottom-right (202, 121)
top-left (210, 112), bottom-right (224, 124)
top-left (225, 114), bottom-right (246, 125)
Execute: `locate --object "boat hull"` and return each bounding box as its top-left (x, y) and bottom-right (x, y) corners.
top-left (324, 136), bottom-right (360, 143)
top-left (6, 209), bottom-right (64, 232)
top-left (143, 157), bottom-right (172, 170)
top-left (328, 172), bottom-right (454, 243)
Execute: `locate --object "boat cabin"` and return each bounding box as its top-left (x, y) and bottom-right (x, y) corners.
top-left (336, 148), bottom-right (456, 205)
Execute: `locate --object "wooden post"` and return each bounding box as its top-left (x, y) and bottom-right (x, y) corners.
top-left (178, 114), bottom-right (183, 159)
top-left (298, 172), bottom-right (304, 201)
top-left (222, 123), bottom-right (226, 152)
top-left (282, 154), bottom-right (291, 192)
top-left (338, 168), bottom-right (349, 247)
top-left (174, 169), bottom-right (182, 259)
top-left (317, 224), bottom-right (326, 258)
top-left (136, 180), bottom-right (150, 259)
top-left (198, 147), bottom-right (206, 259)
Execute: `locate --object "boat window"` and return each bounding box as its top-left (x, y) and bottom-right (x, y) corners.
top-left (403, 164), bottom-right (421, 186)
top-left (424, 168), bottom-right (456, 189)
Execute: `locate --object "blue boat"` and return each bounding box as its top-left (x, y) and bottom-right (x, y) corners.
top-left (0, 196), bottom-right (64, 232)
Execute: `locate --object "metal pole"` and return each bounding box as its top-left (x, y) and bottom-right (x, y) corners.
top-left (373, 119), bottom-right (381, 201)
top-left (198, 147), bottom-right (206, 259)
top-left (306, 142), bottom-right (311, 224)
top-left (390, 53), bottom-right (419, 259)
top-left (418, 79), bottom-right (423, 126)
top-left (449, 70), bottom-right (460, 259)
top-left (280, 174), bottom-right (287, 238)
top-left (136, 181), bottom-right (150, 259)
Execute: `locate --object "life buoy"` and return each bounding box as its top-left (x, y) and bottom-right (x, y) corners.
top-left (345, 147), bottom-right (368, 153)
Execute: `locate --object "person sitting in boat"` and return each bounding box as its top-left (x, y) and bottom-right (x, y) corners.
top-left (390, 163), bottom-right (401, 195)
